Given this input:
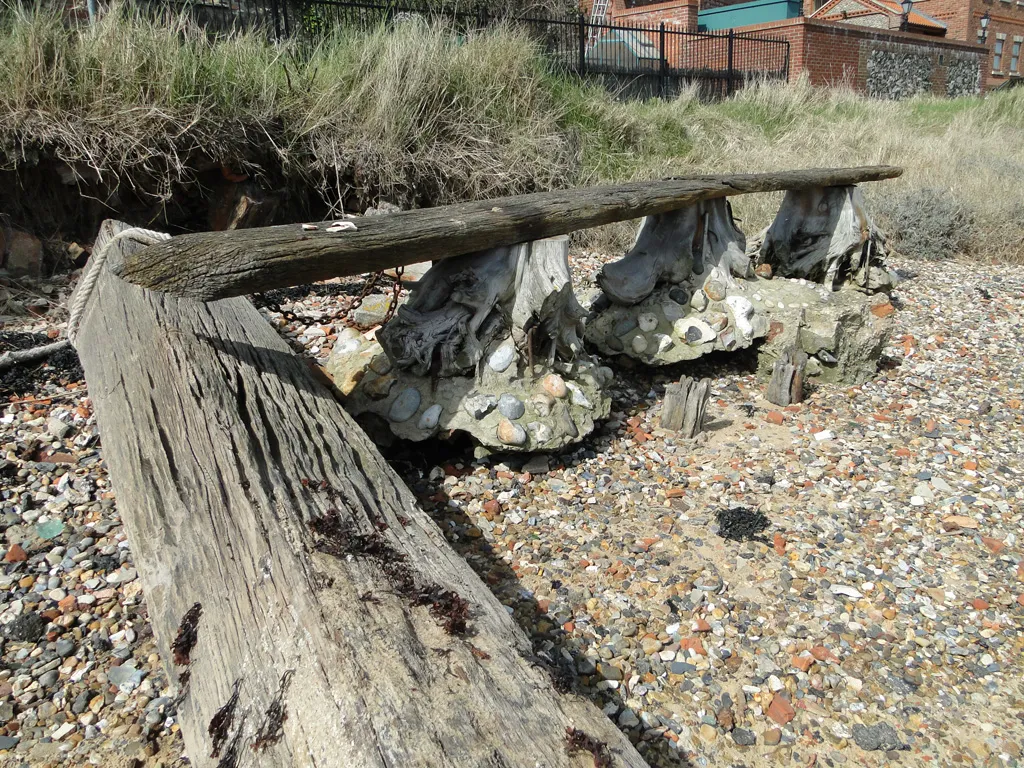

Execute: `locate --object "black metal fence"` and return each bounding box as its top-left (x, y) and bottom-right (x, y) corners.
top-left (138, 0), bottom-right (790, 99)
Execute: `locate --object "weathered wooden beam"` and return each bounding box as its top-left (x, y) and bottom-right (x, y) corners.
top-left (110, 166), bottom-right (902, 301)
top-left (74, 221), bottom-right (648, 768)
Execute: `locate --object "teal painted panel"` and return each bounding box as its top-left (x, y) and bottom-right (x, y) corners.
top-left (698, 0), bottom-right (802, 30)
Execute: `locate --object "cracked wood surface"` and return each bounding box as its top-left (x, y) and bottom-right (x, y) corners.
top-left (75, 220), bottom-right (648, 767)
top-left (110, 166), bottom-right (902, 301)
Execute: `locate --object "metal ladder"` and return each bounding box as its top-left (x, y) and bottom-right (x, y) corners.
top-left (587, 0), bottom-right (609, 47)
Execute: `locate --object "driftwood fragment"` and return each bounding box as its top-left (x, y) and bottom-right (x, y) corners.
top-left (208, 179), bottom-right (278, 231)
top-left (108, 167), bottom-right (902, 301)
top-left (660, 376), bottom-right (711, 437)
top-left (72, 221), bottom-right (646, 768)
top-left (0, 339), bottom-right (70, 373)
top-left (766, 347), bottom-right (808, 406)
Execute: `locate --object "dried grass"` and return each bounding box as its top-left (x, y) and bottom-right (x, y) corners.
top-left (563, 76), bottom-right (1024, 262)
top-left (0, 4), bottom-right (573, 212)
top-left (2, 5), bottom-right (1022, 262)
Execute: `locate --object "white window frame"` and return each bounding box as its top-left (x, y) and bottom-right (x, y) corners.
top-left (994, 33), bottom-right (1006, 72)
top-left (1013, 36), bottom-right (1023, 73)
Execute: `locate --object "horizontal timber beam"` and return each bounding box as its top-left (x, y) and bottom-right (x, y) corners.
top-left (110, 166), bottom-right (902, 301)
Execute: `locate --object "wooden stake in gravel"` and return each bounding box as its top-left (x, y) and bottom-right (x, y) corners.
top-left (766, 347), bottom-right (808, 407)
top-left (72, 221), bottom-right (647, 768)
top-left (660, 376), bottom-right (711, 438)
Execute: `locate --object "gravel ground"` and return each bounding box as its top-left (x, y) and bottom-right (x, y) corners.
top-left (0, 254), bottom-right (1021, 767)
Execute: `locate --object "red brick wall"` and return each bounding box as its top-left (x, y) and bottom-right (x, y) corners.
top-left (912, 0), bottom-right (978, 42)
top-left (582, 0), bottom-right (699, 29)
top-left (731, 17), bottom-right (986, 92)
top-left (872, 0), bottom-right (1024, 88)
top-left (972, 2), bottom-right (1024, 88)
top-left (617, 0), bottom-right (700, 29)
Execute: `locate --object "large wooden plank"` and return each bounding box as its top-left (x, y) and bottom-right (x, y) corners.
top-left (75, 220), bottom-right (648, 768)
top-left (110, 166), bottom-right (902, 301)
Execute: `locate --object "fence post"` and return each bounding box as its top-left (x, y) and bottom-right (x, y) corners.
top-left (727, 28), bottom-right (735, 97)
top-left (270, 0), bottom-right (281, 40)
top-left (659, 22), bottom-right (667, 98)
top-left (578, 13), bottom-right (587, 76)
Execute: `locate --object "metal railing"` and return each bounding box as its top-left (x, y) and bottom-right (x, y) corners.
top-left (137, 0), bottom-right (790, 99)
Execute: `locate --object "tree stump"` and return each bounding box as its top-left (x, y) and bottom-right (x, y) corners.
top-left (766, 347), bottom-right (808, 406)
top-left (71, 220), bottom-right (646, 768)
top-left (660, 376), bottom-right (711, 437)
top-left (756, 185), bottom-right (892, 293)
top-left (331, 236), bottom-right (611, 452)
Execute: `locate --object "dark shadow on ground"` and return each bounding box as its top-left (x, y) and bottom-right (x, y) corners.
top-left (380, 381), bottom-right (702, 767)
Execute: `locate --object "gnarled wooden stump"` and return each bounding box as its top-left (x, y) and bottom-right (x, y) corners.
top-left (755, 185), bottom-right (893, 293)
top-left (330, 236), bottom-right (611, 452)
top-left (587, 199), bottom-right (766, 365)
top-left (72, 221), bottom-right (646, 768)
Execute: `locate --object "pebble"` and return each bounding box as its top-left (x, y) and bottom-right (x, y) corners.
top-left (674, 318), bottom-right (715, 345)
top-left (566, 382), bottom-right (592, 409)
top-left (530, 393), bottom-right (555, 417)
top-left (637, 313), bottom-right (658, 333)
top-left (417, 404), bottom-right (442, 430)
top-left (522, 455), bottom-right (550, 474)
top-left (488, 343), bottom-right (516, 373)
top-left (497, 394), bottom-right (525, 420)
top-left (852, 723), bottom-right (902, 751)
top-left (527, 422), bottom-right (553, 444)
top-left (703, 280), bottom-right (727, 302)
top-left (388, 387), bottom-right (421, 422)
top-left (363, 373), bottom-right (396, 400)
top-left (541, 374), bottom-right (567, 399)
top-left (724, 295), bottom-right (755, 339)
top-left (732, 728), bottom-right (756, 746)
top-left (668, 286), bottom-right (690, 306)
top-left (464, 394), bottom-right (498, 419)
top-left (496, 419), bottom-right (527, 446)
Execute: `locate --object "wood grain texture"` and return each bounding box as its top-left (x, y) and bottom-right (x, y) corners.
top-left (111, 166), bottom-right (902, 301)
top-left (766, 347), bottom-right (808, 407)
top-left (75, 220), bottom-right (647, 768)
top-left (659, 377), bottom-right (710, 438)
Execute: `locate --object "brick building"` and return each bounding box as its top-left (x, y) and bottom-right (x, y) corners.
top-left (913, 0), bottom-right (1024, 87)
top-left (583, 0), bottom-right (1017, 93)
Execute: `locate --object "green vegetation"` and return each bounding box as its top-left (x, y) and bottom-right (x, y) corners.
top-left (2, 3), bottom-right (1023, 260)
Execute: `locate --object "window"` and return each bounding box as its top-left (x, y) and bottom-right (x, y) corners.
top-left (1013, 38), bottom-right (1022, 73)
top-left (994, 36), bottom-right (1004, 70)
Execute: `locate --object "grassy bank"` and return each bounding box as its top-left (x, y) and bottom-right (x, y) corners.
top-left (0, 4), bottom-right (572, 213)
top-left (2, 4), bottom-right (1023, 261)
top-left (562, 79), bottom-right (1024, 261)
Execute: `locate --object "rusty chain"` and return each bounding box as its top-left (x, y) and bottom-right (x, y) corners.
top-left (344, 266), bottom-right (404, 332)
